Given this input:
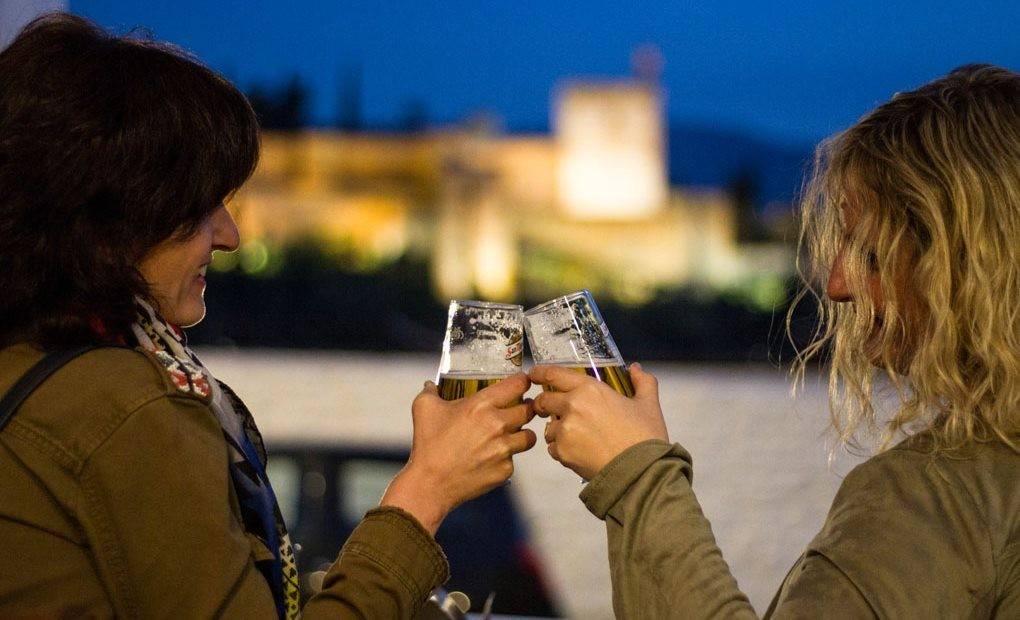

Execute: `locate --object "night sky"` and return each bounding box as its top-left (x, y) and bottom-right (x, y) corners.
top-left (70, 1), bottom-right (1019, 145)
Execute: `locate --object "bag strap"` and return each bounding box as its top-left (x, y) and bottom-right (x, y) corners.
top-left (0, 345), bottom-right (124, 432)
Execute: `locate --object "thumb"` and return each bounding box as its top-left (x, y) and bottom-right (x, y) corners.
top-left (411, 381), bottom-right (443, 437)
top-left (412, 380), bottom-right (441, 420)
top-left (629, 363), bottom-right (659, 400)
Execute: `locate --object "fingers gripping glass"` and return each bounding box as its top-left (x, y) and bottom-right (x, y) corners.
top-left (523, 290), bottom-right (634, 397)
top-left (436, 300), bottom-right (525, 402)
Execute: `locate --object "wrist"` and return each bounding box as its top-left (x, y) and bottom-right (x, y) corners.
top-left (379, 465), bottom-right (450, 536)
top-left (598, 434), bottom-right (667, 476)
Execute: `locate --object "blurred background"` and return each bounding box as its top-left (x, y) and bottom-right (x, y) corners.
top-left (4, 1), bottom-right (1017, 616)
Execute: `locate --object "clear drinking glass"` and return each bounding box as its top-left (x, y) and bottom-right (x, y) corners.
top-left (436, 300), bottom-right (525, 401)
top-left (523, 290), bottom-right (634, 396)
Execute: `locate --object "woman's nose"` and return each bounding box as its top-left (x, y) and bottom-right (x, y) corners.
top-left (827, 251), bottom-right (852, 302)
top-left (212, 205), bottom-right (240, 253)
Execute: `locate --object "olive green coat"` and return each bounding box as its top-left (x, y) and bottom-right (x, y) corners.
top-left (581, 438), bottom-right (1019, 618)
top-left (0, 344), bottom-right (448, 618)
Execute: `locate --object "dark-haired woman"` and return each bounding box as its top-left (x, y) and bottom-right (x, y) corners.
top-left (0, 14), bottom-right (536, 618)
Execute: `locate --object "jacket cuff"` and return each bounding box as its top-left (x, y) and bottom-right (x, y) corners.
top-left (580, 439), bottom-right (690, 520)
top-left (341, 506), bottom-right (450, 599)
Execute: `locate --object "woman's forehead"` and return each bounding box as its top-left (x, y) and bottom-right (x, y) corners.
top-left (836, 180), bottom-right (878, 229)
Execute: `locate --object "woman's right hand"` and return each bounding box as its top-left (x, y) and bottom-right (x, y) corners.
top-left (530, 363), bottom-right (668, 480)
top-left (380, 373), bottom-right (537, 534)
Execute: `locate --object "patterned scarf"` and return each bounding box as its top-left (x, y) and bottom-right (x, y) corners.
top-left (130, 298), bottom-right (301, 619)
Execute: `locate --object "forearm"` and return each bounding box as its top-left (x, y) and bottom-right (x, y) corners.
top-left (581, 440), bottom-right (757, 619)
top-left (302, 507), bottom-right (449, 620)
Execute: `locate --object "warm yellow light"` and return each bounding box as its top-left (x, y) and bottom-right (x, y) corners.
top-left (319, 196), bottom-right (409, 269)
top-left (433, 203), bottom-right (474, 300)
top-left (555, 83), bottom-right (667, 220)
top-left (558, 150), bottom-right (663, 219)
top-left (473, 200), bottom-right (516, 300)
top-left (236, 126), bottom-right (793, 304)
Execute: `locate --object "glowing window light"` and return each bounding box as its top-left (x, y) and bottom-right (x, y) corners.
top-left (555, 83), bottom-right (667, 220)
top-left (434, 204), bottom-right (475, 300)
top-left (558, 150), bottom-right (663, 219)
top-left (472, 200), bottom-right (516, 300)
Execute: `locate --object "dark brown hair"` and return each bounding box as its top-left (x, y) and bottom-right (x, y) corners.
top-left (0, 13), bottom-right (259, 348)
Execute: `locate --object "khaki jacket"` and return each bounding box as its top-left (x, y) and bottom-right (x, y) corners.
top-left (0, 344), bottom-right (448, 618)
top-left (582, 438), bottom-right (1019, 618)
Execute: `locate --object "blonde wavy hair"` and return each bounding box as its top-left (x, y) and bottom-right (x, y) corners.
top-left (790, 64), bottom-right (1020, 454)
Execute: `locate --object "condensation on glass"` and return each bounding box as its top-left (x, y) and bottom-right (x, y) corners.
top-left (523, 290), bottom-right (634, 397)
top-left (436, 300), bottom-right (524, 401)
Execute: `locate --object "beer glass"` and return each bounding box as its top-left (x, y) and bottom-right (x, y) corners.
top-left (436, 300), bottom-right (525, 401)
top-left (523, 290), bottom-right (634, 396)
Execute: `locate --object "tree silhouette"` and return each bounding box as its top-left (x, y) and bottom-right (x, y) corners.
top-left (247, 75), bottom-right (308, 130)
top-left (729, 167), bottom-right (771, 243)
top-left (337, 64), bottom-right (362, 131)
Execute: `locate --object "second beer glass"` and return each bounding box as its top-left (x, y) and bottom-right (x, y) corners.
top-left (523, 290), bottom-right (634, 396)
top-left (436, 300), bottom-right (525, 401)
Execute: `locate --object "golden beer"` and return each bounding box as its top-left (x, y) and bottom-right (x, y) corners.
top-left (437, 374), bottom-right (521, 404)
top-left (545, 364), bottom-right (634, 397)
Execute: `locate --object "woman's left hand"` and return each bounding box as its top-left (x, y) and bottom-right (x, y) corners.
top-left (530, 363), bottom-right (669, 480)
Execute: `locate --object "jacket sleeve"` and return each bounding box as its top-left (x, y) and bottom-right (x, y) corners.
top-left (78, 394), bottom-right (447, 619)
top-left (581, 439), bottom-right (994, 619)
top-left (303, 507), bottom-right (450, 619)
top-left (580, 440), bottom-right (759, 618)
top-left (579, 440), bottom-right (873, 619)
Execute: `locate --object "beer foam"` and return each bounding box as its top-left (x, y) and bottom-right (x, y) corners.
top-left (438, 302), bottom-right (524, 376)
top-left (524, 296), bottom-right (623, 366)
top-left (438, 371), bottom-right (515, 379)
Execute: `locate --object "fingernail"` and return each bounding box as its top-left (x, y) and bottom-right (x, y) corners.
top-left (631, 362), bottom-right (642, 371)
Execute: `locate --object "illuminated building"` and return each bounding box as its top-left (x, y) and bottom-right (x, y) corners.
top-left (555, 81), bottom-right (667, 220)
top-left (227, 72), bottom-right (792, 307)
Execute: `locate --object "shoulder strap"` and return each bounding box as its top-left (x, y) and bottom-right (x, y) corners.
top-left (0, 345), bottom-right (125, 432)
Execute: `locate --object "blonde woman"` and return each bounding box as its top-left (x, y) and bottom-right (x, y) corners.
top-left (530, 64), bottom-right (1019, 618)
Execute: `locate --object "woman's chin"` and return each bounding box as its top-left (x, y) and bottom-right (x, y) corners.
top-left (179, 306), bottom-right (207, 328)
top-left (168, 297), bottom-right (207, 328)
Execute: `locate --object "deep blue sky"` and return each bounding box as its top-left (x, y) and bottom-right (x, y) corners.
top-left (71, 1), bottom-right (1019, 146)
